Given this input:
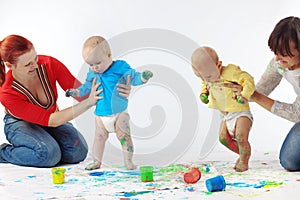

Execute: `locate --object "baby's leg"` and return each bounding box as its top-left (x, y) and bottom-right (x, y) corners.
top-left (219, 121), bottom-right (239, 154)
top-left (115, 112), bottom-right (136, 170)
top-left (234, 116), bottom-right (252, 172)
top-left (85, 117), bottom-right (109, 170)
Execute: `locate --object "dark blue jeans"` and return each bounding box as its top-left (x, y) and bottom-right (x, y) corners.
top-left (0, 114), bottom-right (88, 167)
top-left (279, 121), bottom-right (300, 171)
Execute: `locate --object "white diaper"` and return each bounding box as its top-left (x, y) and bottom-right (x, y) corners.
top-left (221, 111), bottom-right (253, 137)
top-left (100, 114), bottom-right (120, 133)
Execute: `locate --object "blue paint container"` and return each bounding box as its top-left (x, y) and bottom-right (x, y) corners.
top-left (205, 175), bottom-right (226, 192)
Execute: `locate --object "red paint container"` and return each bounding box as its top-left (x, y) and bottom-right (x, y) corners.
top-left (183, 168), bottom-right (201, 184)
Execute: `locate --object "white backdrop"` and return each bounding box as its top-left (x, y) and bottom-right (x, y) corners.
top-left (0, 0), bottom-right (299, 163)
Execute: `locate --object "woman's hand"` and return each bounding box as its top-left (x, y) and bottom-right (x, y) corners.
top-left (223, 82), bottom-right (243, 94)
top-left (117, 75), bottom-right (131, 98)
top-left (88, 78), bottom-right (102, 107)
top-left (223, 82), bottom-right (246, 103)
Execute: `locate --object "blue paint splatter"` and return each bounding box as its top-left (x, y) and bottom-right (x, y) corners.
top-left (115, 190), bottom-right (154, 197)
top-left (89, 172), bottom-right (104, 176)
top-left (226, 180), bottom-right (283, 189)
top-left (119, 171), bottom-right (140, 176)
top-left (68, 178), bottom-right (79, 183)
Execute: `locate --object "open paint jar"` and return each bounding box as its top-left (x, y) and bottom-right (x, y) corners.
top-left (140, 166), bottom-right (154, 182)
top-left (51, 167), bottom-right (66, 184)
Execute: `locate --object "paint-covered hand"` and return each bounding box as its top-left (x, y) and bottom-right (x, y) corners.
top-left (236, 95), bottom-right (247, 104)
top-left (200, 93), bottom-right (209, 104)
top-left (65, 88), bottom-right (79, 97)
top-left (142, 70), bottom-right (153, 82)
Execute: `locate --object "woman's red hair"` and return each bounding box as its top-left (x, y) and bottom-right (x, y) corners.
top-left (0, 35), bottom-right (33, 86)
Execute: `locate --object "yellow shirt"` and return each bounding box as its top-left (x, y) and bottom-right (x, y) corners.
top-left (201, 64), bottom-right (255, 112)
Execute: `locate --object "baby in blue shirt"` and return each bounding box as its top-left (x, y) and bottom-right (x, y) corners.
top-left (66, 36), bottom-right (153, 170)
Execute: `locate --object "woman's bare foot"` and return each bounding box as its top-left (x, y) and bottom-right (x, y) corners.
top-left (85, 160), bottom-right (101, 170)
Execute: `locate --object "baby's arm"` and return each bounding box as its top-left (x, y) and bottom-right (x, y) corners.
top-left (200, 81), bottom-right (209, 104)
top-left (123, 69), bottom-right (153, 86)
top-left (231, 67), bottom-right (255, 104)
top-left (66, 70), bottom-right (96, 97)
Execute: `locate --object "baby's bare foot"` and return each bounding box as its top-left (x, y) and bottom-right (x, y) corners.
top-left (234, 161), bottom-right (248, 172)
top-left (125, 162), bottom-right (137, 170)
top-left (233, 158), bottom-right (240, 170)
top-left (85, 160), bottom-right (101, 170)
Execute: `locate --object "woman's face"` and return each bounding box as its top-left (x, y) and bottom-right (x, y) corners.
top-left (11, 48), bottom-right (38, 78)
top-left (274, 44), bottom-right (300, 70)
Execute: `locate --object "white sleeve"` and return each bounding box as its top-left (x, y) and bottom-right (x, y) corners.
top-left (255, 58), bottom-right (283, 96)
top-left (271, 96), bottom-right (300, 122)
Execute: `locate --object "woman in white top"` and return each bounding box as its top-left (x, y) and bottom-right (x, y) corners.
top-left (226, 16), bottom-right (300, 171)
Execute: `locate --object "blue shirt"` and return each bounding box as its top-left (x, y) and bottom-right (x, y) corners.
top-left (78, 60), bottom-right (144, 116)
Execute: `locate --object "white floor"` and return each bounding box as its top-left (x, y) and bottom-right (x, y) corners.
top-left (1, 151), bottom-right (300, 200)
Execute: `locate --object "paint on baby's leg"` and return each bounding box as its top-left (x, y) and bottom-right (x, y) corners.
top-left (127, 145), bottom-right (133, 153)
top-left (120, 136), bottom-right (126, 146)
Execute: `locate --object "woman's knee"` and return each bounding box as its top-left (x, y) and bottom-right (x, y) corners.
top-left (279, 124), bottom-right (300, 171)
top-left (32, 141), bottom-right (62, 167)
top-left (63, 131), bottom-right (88, 163)
top-left (279, 153), bottom-right (300, 171)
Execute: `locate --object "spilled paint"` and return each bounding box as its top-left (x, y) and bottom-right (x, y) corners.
top-left (226, 180), bottom-right (283, 189)
top-left (1, 160), bottom-right (293, 199)
top-left (116, 190), bottom-right (154, 197)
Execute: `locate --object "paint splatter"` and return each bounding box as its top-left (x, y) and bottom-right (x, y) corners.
top-left (1, 159), bottom-right (293, 199)
top-left (115, 190), bottom-right (154, 197)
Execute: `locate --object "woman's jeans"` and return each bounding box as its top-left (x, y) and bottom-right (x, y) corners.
top-left (0, 114), bottom-right (88, 167)
top-left (279, 121), bottom-right (300, 171)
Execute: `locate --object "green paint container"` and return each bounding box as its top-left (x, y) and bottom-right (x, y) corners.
top-left (140, 166), bottom-right (154, 182)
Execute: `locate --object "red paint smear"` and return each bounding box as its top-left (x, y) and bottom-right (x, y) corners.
top-left (261, 162), bottom-right (268, 165)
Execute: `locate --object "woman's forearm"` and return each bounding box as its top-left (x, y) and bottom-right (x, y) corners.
top-left (48, 78), bottom-right (101, 127)
top-left (251, 91), bottom-right (275, 111)
top-left (48, 98), bottom-right (94, 127)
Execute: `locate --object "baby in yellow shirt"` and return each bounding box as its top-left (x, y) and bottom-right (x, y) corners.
top-left (191, 46), bottom-right (255, 172)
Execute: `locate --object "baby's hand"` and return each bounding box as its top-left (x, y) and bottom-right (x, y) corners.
top-left (142, 70), bottom-right (153, 82)
top-left (65, 89), bottom-right (79, 97)
top-left (200, 93), bottom-right (209, 104)
top-left (237, 95), bottom-right (247, 104)
top-left (234, 94), bottom-right (247, 104)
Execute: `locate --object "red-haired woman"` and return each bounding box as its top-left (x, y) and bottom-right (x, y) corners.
top-left (0, 35), bottom-right (131, 167)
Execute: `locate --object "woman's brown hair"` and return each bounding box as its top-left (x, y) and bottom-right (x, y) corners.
top-left (268, 16), bottom-right (300, 57)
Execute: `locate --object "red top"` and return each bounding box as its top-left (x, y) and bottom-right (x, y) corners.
top-left (0, 55), bottom-right (83, 126)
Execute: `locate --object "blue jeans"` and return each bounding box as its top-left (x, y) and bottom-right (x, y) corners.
top-left (279, 121), bottom-right (300, 171)
top-left (0, 114), bottom-right (88, 167)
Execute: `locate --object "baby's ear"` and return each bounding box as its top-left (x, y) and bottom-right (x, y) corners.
top-left (217, 61), bottom-right (222, 70)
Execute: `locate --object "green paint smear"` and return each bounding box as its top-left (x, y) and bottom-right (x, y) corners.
top-left (159, 164), bottom-right (189, 173)
top-left (262, 180), bottom-right (283, 188)
top-left (205, 191), bottom-right (213, 195)
top-left (120, 137), bottom-right (126, 146)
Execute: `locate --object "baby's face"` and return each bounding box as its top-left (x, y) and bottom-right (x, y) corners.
top-left (84, 45), bottom-right (112, 73)
top-left (193, 62), bottom-right (220, 82)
